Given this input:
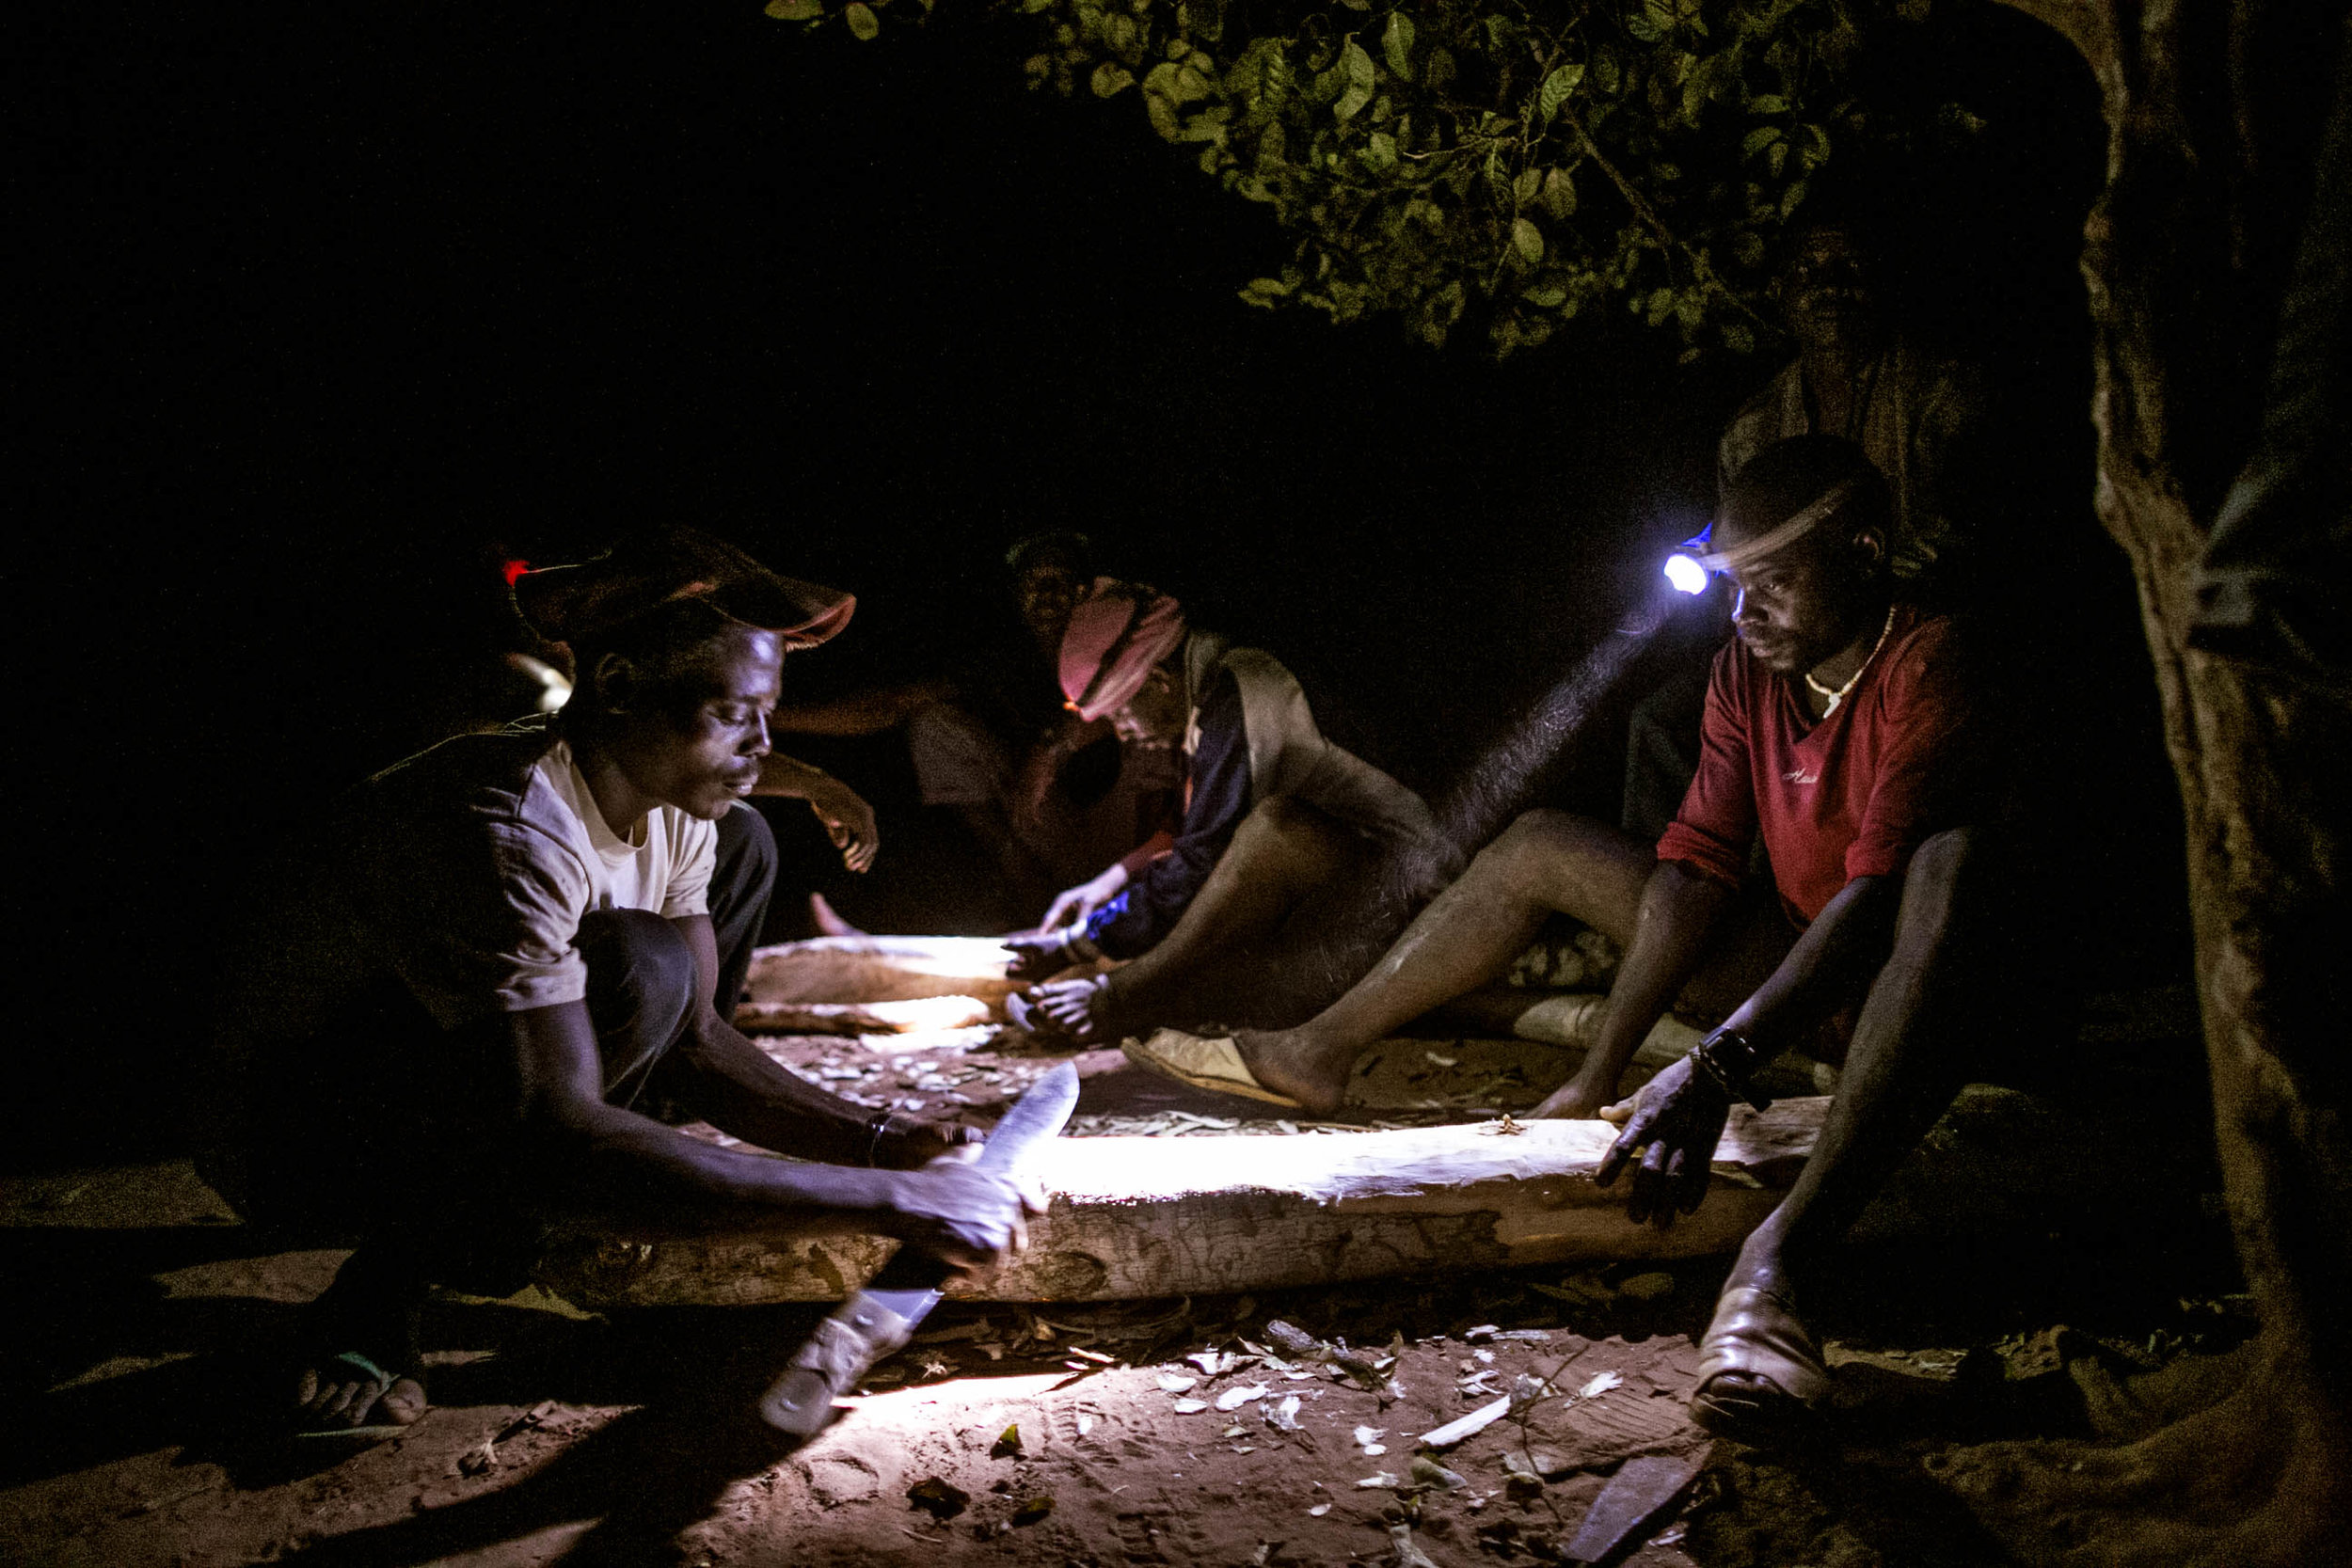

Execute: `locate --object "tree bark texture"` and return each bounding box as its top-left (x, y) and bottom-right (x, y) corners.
top-left (1960, 2), bottom-right (2352, 1558)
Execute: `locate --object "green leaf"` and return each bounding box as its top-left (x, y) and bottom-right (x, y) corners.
top-left (1513, 167), bottom-right (1541, 206)
top-left (1343, 39), bottom-right (1375, 88)
top-left (1722, 321), bottom-right (1756, 353)
top-left (1091, 62), bottom-right (1136, 97)
top-left (1747, 94), bottom-right (1788, 115)
top-left (1511, 216), bottom-right (1545, 265)
top-left (1240, 276), bottom-right (1293, 307)
top-left (1538, 62), bottom-right (1583, 123)
top-left (1540, 166), bottom-right (1577, 218)
top-left (763, 0), bottom-right (821, 20)
top-left (1780, 178), bottom-right (1809, 219)
top-left (1383, 12), bottom-right (1415, 79)
top-left (1335, 84), bottom-right (1373, 121)
top-left (1363, 131), bottom-right (1398, 171)
top-left (1741, 125), bottom-right (1783, 160)
top-left (843, 1), bottom-right (879, 39)
top-left (1023, 52), bottom-right (1054, 88)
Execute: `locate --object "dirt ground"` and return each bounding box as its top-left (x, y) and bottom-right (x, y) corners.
top-left (3, 1028), bottom-right (2249, 1568)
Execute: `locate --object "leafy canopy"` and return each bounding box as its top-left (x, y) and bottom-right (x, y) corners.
top-left (767, 0), bottom-right (1944, 355)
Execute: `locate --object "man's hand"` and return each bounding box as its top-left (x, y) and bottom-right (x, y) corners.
top-left (1594, 1056), bottom-right (1731, 1227)
top-left (1002, 930), bottom-right (1078, 983)
top-left (869, 1114), bottom-right (982, 1171)
top-left (882, 1157), bottom-right (1045, 1271)
top-left (1040, 863), bottom-right (1128, 934)
top-left (803, 776), bottom-right (880, 873)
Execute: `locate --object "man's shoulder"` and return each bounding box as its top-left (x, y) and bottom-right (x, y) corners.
top-left (1720, 358), bottom-right (1805, 469)
top-left (356, 717), bottom-right (563, 812)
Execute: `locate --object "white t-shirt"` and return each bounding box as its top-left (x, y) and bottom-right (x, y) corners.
top-left (217, 718), bottom-right (718, 1056)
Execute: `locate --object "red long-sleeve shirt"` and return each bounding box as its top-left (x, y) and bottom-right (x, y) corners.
top-left (1655, 605), bottom-right (1983, 926)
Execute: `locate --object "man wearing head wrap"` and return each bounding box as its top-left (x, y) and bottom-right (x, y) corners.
top-left (199, 527), bottom-right (1038, 1444)
top-left (1132, 438), bottom-right (2070, 1446)
top-left (1002, 578), bottom-right (1438, 1042)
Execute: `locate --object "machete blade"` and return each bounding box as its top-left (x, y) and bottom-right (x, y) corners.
top-left (758, 1061), bottom-right (1080, 1437)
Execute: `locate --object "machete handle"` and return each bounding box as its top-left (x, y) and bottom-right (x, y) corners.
top-left (756, 1292), bottom-right (918, 1437)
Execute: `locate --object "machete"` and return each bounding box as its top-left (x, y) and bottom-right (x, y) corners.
top-left (757, 1060), bottom-right (1079, 1436)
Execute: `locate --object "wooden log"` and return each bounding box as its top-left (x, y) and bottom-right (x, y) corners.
top-left (733, 995), bottom-right (994, 1036)
top-left (533, 1100), bottom-right (1824, 1307)
top-left (742, 935), bottom-right (1021, 1008)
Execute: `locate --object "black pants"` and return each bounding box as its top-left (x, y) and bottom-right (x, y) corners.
top-left (226, 803), bottom-right (778, 1290)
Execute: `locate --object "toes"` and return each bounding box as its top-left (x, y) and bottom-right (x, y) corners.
top-left (378, 1378), bottom-right (428, 1427)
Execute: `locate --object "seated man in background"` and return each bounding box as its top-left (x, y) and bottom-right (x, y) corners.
top-left (1134, 436), bottom-right (2062, 1441)
top-left (199, 528), bottom-right (1035, 1440)
top-left (1623, 198), bottom-right (1990, 844)
top-left (1005, 578), bottom-right (1441, 1042)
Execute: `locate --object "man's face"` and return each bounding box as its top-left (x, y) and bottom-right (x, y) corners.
top-left (630, 626), bottom-right (786, 820)
top-left (1724, 533), bottom-right (1874, 677)
top-left (1110, 664), bottom-right (1186, 747)
top-left (1780, 226), bottom-right (1880, 356)
top-left (1014, 561), bottom-right (1087, 654)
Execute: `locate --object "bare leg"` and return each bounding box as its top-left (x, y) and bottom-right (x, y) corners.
top-left (1110, 797), bottom-right (1353, 1008)
top-left (1236, 809), bottom-right (1656, 1109)
top-left (1706, 829), bottom-right (1999, 1407)
top-left (1023, 796), bottom-right (1354, 1040)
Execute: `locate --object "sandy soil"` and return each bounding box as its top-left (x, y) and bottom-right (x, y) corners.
top-left (2, 1030), bottom-right (2250, 1568)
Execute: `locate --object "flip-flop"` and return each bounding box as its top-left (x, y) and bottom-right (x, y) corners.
top-left (293, 1351), bottom-right (426, 1446)
top-left (1688, 1285), bottom-right (1831, 1444)
top-left (1121, 1028), bottom-right (1303, 1109)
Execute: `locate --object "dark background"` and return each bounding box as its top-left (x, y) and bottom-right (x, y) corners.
top-left (16, 2), bottom-right (2164, 1168)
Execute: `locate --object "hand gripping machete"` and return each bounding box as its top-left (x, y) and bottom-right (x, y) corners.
top-left (757, 1061), bottom-right (1078, 1436)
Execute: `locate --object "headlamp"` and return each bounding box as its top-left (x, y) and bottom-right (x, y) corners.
top-left (1662, 523), bottom-right (1715, 596)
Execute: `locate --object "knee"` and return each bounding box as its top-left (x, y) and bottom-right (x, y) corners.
top-left (713, 801), bottom-right (779, 907)
top-left (1890, 827), bottom-right (1987, 954)
top-left (1905, 827), bottom-right (1979, 901)
top-left (578, 908), bottom-right (696, 1016)
top-left (716, 800), bottom-right (779, 880)
top-left (1245, 793), bottom-right (1338, 851)
top-left (1477, 808), bottom-right (1580, 887)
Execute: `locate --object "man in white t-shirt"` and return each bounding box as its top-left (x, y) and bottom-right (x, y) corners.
top-left (202, 528), bottom-right (1037, 1442)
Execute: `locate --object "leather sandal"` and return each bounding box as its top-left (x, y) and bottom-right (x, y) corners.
top-left (1689, 1284), bottom-right (1831, 1444)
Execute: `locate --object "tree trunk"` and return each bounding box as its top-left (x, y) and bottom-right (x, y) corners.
top-left (1949, 4), bottom-right (2352, 1560)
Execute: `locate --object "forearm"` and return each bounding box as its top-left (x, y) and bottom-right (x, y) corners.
top-left (1719, 874), bottom-right (1899, 1052)
top-left (751, 752), bottom-right (838, 800)
top-left (669, 1012), bottom-right (881, 1165)
top-left (1582, 863), bottom-right (1737, 1088)
top-left (545, 1098), bottom-right (895, 1225)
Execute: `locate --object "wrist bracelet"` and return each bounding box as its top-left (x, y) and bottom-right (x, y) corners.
top-left (863, 1111), bottom-right (895, 1168)
top-left (1690, 1027), bottom-right (1774, 1113)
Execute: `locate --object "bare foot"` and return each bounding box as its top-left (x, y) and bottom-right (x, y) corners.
top-left (1231, 1029), bottom-right (1353, 1115)
top-left (294, 1351), bottom-right (426, 1433)
top-left (1528, 1074), bottom-right (1617, 1120)
top-left (808, 892), bottom-right (865, 939)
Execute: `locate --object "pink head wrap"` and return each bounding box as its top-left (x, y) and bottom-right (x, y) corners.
top-left (1057, 578), bottom-right (1188, 722)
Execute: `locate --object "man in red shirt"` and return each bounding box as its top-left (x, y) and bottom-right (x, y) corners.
top-left (1127, 435), bottom-right (2011, 1441)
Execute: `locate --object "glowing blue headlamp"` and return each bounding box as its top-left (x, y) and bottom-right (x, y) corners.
top-left (1662, 524), bottom-right (1715, 596)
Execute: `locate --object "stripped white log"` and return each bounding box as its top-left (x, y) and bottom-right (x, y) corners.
top-left (733, 995), bottom-right (993, 1036)
top-left (743, 936), bottom-right (1019, 1009)
top-left (534, 1100), bottom-right (1824, 1307)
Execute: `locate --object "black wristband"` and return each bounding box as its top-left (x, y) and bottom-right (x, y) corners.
top-left (1690, 1027), bottom-right (1774, 1113)
top-left (863, 1112), bottom-right (895, 1167)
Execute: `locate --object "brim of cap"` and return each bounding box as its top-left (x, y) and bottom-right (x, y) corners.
top-left (513, 563), bottom-right (856, 648)
top-left (706, 574), bottom-right (857, 647)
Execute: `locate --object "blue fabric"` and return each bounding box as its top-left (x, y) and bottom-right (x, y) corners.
top-left (1083, 674), bottom-right (1252, 958)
